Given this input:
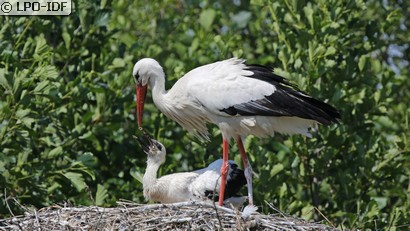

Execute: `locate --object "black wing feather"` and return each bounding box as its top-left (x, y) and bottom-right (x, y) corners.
top-left (205, 163), bottom-right (247, 201)
top-left (224, 163), bottom-right (247, 199)
top-left (220, 64), bottom-right (341, 125)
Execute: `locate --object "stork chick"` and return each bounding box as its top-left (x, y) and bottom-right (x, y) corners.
top-left (137, 133), bottom-right (247, 207)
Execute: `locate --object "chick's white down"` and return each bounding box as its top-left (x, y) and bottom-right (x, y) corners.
top-left (140, 136), bottom-right (246, 206)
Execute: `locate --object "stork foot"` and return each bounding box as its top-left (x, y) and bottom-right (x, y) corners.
top-left (220, 161), bottom-right (229, 176)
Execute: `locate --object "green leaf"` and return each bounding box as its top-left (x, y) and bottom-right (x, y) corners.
top-left (365, 200), bottom-right (380, 218)
top-left (47, 182), bottom-right (61, 194)
top-left (372, 197), bottom-right (388, 210)
top-left (12, 76), bottom-right (21, 96)
top-left (308, 41), bottom-right (315, 62)
top-left (95, 184), bottom-right (108, 206)
top-left (199, 9), bottom-right (216, 30)
top-left (301, 205), bottom-right (314, 220)
top-left (63, 172), bottom-right (86, 192)
top-left (33, 80), bottom-right (50, 93)
top-left (0, 68), bottom-right (10, 90)
top-left (294, 58), bottom-right (302, 69)
top-left (34, 35), bottom-right (48, 56)
top-left (100, 0), bottom-right (107, 8)
top-left (325, 47), bottom-right (337, 56)
top-left (78, 152), bottom-right (96, 166)
top-left (15, 109), bottom-right (30, 119)
top-left (231, 11), bottom-right (252, 28)
top-left (270, 163), bottom-right (284, 176)
top-left (130, 167), bottom-right (143, 184)
top-left (44, 66), bottom-right (57, 78)
top-left (279, 183), bottom-right (287, 198)
top-left (62, 32), bottom-right (71, 49)
top-left (17, 150), bottom-right (29, 167)
top-left (314, 44), bottom-right (326, 57)
top-left (33, 65), bottom-right (59, 80)
top-left (79, 8), bottom-right (90, 31)
top-left (48, 146), bottom-right (63, 158)
top-left (325, 59), bottom-right (336, 68)
top-left (251, 0), bottom-right (264, 5)
top-left (374, 90), bottom-right (381, 103)
top-left (358, 55), bottom-right (366, 71)
top-left (303, 3), bottom-right (314, 29)
top-left (95, 12), bottom-right (110, 27)
top-left (79, 131), bottom-right (93, 140)
top-left (112, 58), bottom-right (125, 68)
top-left (69, 161), bottom-right (96, 181)
top-left (21, 117), bottom-right (35, 128)
top-left (191, 38), bottom-right (199, 51)
top-left (371, 59), bottom-right (381, 73)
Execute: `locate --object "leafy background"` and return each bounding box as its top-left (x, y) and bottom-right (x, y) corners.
top-left (0, 0), bottom-right (409, 230)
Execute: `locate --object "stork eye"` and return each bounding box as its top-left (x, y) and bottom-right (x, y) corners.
top-left (134, 72), bottom-right (140, 84)
top-left (152, 140), bottom-right (162, 151)
top-left (154, 142), bottom-right (162, 151)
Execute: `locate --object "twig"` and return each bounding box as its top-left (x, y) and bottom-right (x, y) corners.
top-left (34, 209), bottom-right (41, 231)
top-left (264, 200), bottom-right (287, 218)
top-left (314, 206), bottom-right (335, 228)
top-left (4, 189), bottom-right (15, 217)
top-left (12, 198), bottom-right (31, 214)
top-left (212, 174), bottom-right (223, 229)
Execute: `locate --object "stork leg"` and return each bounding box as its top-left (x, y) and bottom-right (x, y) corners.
top-left (235, 136), bottom-right (254, 205)
top-left (218, 138), bottom-right (229, 206)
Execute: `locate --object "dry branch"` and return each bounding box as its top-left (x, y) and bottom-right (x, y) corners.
top-left (0, 201), bottom-right (341, 231)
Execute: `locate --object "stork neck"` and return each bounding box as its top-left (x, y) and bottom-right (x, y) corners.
top-left (150, 73), bottom-right (169, 111)
top-left (150, 71), bottom-right (166, 92)
top-left (143, 159), bottom-right (161, 187)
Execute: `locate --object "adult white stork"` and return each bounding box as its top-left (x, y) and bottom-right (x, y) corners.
top-left (136, 131), bottom-right (247, 207)
top-left (133, 57), bottom-right (341, 207)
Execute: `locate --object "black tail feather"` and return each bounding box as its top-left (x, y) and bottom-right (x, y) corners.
top-left (222, 64), bottom-right (342, 125)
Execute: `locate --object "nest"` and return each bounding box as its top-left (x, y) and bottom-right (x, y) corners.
top-left (0, 201), bottom-right (341, 231)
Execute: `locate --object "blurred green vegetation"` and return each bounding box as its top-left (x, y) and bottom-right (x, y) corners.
top-left (0, 0), bottom-right (409, 229)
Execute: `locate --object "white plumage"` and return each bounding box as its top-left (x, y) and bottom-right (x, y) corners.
top-left (134, 58), bottom-right (322, 139)
top-left (137, 133), bottom-right (247, 207)
top-left (133, 57), bottom-right (341, 207)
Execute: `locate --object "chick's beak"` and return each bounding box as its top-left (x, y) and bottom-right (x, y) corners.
top-left (136, 83), bottom-right (148, 127)
top-left (134, 128), bottom-right (154, 154)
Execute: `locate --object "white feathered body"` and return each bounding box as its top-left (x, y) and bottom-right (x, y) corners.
top-left (143, 171), bottom-right (198, 203)
top-left (149, 58), bottom-right (319, 140)
top-left (143, 158), bottom-right (244, 204)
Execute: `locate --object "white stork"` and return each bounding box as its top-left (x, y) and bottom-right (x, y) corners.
top-left (137, 132), bottom-right (247, 207)
top-left (133, 57), bottom-right (341, 207)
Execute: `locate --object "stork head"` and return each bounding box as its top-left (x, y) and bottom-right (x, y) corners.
top-left (135, 128), bottom-right (166, 164)
top-left (133, 58), bottom-right (164, 127)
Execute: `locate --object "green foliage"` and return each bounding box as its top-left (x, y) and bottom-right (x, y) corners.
top-left (0, 0), bottom-right (409, 230)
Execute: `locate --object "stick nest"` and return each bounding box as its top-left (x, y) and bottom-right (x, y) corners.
top-left (1, 201), bottom-right (341, 231)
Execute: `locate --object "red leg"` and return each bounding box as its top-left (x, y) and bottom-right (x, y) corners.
top-left (235, 137), bottom-right (254, 205)
top-left (218, 138), bottom-right (229, 206)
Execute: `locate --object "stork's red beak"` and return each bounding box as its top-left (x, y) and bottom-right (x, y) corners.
top-left (136, 83), bottom-right (148, 127)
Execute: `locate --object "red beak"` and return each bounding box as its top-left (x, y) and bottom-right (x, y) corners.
top-left (136, 83), bottom-right (148, 127)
